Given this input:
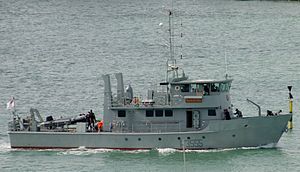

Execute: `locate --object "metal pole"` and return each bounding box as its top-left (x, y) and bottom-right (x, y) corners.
top-left (168, 10), bottom-right (173, 61)
top-left (182, 140), bottom-right (187, 172)
top-left (246, 99), bottom-right (261, 116)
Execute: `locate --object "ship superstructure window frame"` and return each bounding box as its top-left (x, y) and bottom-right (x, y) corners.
top-left (219, 82), bottom-right (231, 92)
top-left (146, 110), bottom-right (154, 117)
top-left (211, 83), bottom-right (220, 92)
top-left (180, 84), bottom-right (190, 92)
top-left (165, 110), bottom-right (173, 117)
top-left (208, 109), bottom-right (216, 116)
top-left (118, 110), bottom-right (126, 117)
top-left (155, 109), bottom-right (163, 117)
top-left (203, 83), bottom-right (210, 95)
top-left (190, 83), bottom-right (202, 93)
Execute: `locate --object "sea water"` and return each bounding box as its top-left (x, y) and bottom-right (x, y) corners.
top-left (1, 0), bottom-right (300, 171)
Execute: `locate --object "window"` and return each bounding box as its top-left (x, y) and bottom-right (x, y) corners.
top-left (190, 84), bottom-right (202, 93)
top-left (118, 110), bottom-right (126, 117)
top-left (155, 110), bottom-right (163, 117)
top-left (208, 109), bottom-right (216, 116)
top-left (174, 85), bottom-right (181, 91)
top-left (219, 83), bottom-right (225, 92)
top-left (203, 84), bottom-right (210, 95)
top-left (211, 83), bottom-right (219, 92)
top-left (165, 110), bottom-right (173, 117)
top-left (146, 110), bottom-right (154, 117)
top-left (180, 84), bottom-right (189, 92)
top-left (220, 82), bottom-right (231, 92)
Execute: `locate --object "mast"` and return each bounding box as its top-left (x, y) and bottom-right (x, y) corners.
top-left (164, 8), bottom-right (187, 83)
top-left (168, 9), bottom-right (175, 65)
top-left (166, 9), bottom-right (174, 82)
top-left (166, 9), bottom-right (177, 82)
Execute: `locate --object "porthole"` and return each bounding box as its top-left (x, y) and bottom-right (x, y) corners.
top-left (202, 136), bottom-right (206, 139)
top-left (125, 138), bottom-right (128, 141)
top-left (158, 138), bottom-right (162, 141)
top-left (138, 138), bottom-right (141, 141)
top-left (187, 137), bottom-right (190, 140)
top-left (244, 124), bottom-right (248, 128)
top-left (232, 134), bottom-right (236, 138)
top-left (177, 137), bottom-right (181, 140)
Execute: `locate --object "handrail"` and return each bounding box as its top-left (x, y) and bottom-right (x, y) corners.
top-left (246, 99), bottom-right (261, 116)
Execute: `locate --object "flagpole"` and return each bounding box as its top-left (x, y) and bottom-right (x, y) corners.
top-left (7, 97), bottom-right (17, 130)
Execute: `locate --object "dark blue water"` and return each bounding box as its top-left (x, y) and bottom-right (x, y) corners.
top-left (1, 0), bottom-right (300, 171)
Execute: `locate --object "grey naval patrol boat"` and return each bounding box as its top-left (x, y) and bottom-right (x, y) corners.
top-left (8, 10), bottom-right (292, 150)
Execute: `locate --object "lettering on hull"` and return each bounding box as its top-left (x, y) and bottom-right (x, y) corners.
top-left (184, 139), bottom-right (204, 148)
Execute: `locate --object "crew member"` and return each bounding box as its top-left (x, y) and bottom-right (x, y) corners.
top-left (97, 120), bottom-right (104, 132)
top-left (86, 112), bottom-right (91, 130)
top-left (90, 110), bottom-right (96, 130)
top-left (224, 109), bottom-right (231, 120)
top-left (267, 110), bottom-right (274, 116)
top-left (234, 108), bottom-right (243, 118)
top-left (275, 110), bottom-right (282, 115)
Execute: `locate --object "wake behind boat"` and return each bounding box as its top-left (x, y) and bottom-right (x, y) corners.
top-left (7, 9), bottom-right (293, 150)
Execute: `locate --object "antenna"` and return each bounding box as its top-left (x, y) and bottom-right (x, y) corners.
top-left (166, 8), bottom-right (177, 82)
top-left (160, 3), bottom-right (188, 83)
top-left (224, 50), bottom-right (228, 79)
top-left (180, 18), bottom-right (183, 59)
top-left (168, 9), bottom-right (173, 61)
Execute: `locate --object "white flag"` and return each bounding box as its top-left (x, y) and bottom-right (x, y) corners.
top-left (7, 97), bottom-right (15, 110)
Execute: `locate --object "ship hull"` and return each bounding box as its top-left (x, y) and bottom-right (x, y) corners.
top-left (8, 114), bottom-right (291, 150)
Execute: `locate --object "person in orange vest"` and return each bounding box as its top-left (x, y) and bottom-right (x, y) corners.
top-left (97, 120), bottom-right (104, 132)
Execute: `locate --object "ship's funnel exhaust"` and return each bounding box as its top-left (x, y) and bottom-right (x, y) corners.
top-left (115, 73), bottom-right (125, 103)
top-left (102, 74), bottom-right (112, 107)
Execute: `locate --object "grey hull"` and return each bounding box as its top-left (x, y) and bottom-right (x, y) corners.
top-left (8, 114), bottom-right (291, 150)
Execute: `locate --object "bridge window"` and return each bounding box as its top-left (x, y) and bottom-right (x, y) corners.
top-left (220, 83), bottom-right (231, 92)
top-left (190, 84), bottom-right (202, 93)
top-left (203, 84), bottom-right (210, 95)
top-left (211, 83), bottom-right (219, 92)
top-left (118, 110), bottom-right (126, 117)
top-left (146, 110), bottom-right (154, 117)
top-left (180, 84), bottom-right (189, 92)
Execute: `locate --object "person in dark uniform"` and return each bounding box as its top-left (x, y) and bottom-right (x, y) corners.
top-left (234, 108), bottom-right (243, 118)
top-left (90, 110), bottom-right (96, 130)
top-left (267, 110), bottom-right (274, 116)
top-left (204, 84), bottom-right (210, 95)
top-left (224, 109), bottom-right (231, 120)
top-left (86, 112), bottom-right (91, 130)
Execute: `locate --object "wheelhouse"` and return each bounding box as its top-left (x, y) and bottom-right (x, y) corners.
top-left (170, 79), bottom-right (232, 96)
